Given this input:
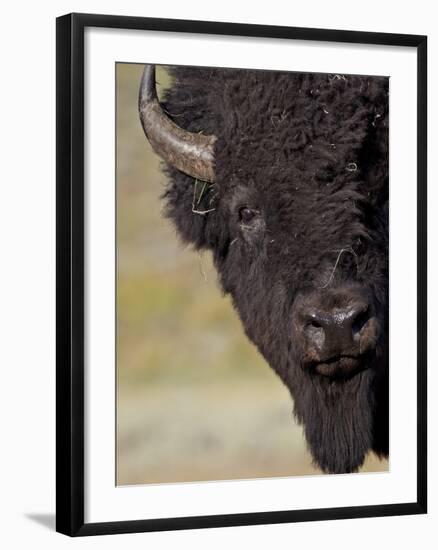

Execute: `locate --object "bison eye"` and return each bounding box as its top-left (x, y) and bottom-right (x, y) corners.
top-left (239, 207), bottom-right (258, 224)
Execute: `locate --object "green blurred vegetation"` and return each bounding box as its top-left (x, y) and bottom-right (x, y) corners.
top-left (116, 63), bottom-right (388, 485)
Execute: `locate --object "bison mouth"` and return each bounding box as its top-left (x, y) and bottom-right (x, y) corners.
top-left (310, 353), bottom-right (369, 379)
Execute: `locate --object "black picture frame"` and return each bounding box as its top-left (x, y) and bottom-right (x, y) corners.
top-left (56, 12), bottom-right (427, 537)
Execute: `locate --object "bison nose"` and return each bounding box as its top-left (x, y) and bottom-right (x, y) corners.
top-left (301, 301), bottom-right (372, 358)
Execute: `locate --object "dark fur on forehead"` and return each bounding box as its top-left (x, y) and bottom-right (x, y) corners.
top-left (158, 65), bottom-right (389, 474)
top-left (162, 66), bottom-right (388, 248)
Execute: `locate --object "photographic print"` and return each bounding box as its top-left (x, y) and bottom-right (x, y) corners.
top-left (57, 14), bottom-right (426, 535)
top-left (116, 63), bottom-right (389, 485)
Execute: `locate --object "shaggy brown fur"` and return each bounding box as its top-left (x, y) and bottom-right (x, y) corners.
top-left (157, 66), bottom-right (389, 474)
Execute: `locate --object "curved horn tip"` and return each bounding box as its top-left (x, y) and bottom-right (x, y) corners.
top-left (139, 64), bottom-right (157, 107)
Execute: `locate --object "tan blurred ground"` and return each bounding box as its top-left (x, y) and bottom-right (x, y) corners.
top-left (116, 63), bottom-right (388, 485)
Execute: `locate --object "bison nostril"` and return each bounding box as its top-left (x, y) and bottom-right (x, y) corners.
top-left (352, 307), bottom-right (370, 336)
top-left (303, 317), bottom-right (325, 351)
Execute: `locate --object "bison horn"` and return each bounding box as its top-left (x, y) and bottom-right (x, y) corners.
top-left (138, 65), bottom-right (216, 183)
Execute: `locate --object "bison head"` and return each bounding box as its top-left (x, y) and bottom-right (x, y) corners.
top-left (139, 65), bottom-right (389, 474)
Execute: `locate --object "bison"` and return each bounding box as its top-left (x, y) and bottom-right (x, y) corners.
top-left (138, 64), bottom-right (389, 474)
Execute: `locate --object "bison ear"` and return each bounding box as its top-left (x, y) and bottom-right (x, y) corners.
top-left (161, 166), bottom-right (219, 250)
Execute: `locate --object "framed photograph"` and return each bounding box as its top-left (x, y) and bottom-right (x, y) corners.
top-left (56, 13), bottom-right (427, 536)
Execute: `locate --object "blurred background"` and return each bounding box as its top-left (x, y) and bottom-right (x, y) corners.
top-left (116, 63), bottom-right (388, 485)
